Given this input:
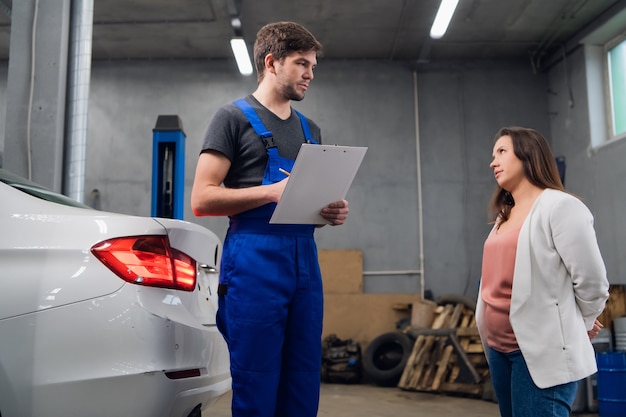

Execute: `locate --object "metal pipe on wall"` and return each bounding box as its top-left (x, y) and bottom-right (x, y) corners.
top-left (361, 72), bottom-right (425, 297)
top-left (64, 0), bottom-right (93, 202)
top-left (362, 72), bottom-right (425, 297)
top-left (413, 71), bottom-right (425, 299)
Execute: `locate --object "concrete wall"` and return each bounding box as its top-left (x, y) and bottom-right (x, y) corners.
top-left (86, 59), bottom-right (424, 292)
top-left (547, 47), bottom-right (626, 285)
top-left (416, 62), bottom-right (551, 298)
top-left (1, 51), bottom-right (622, 298)
top-left (82, 58), bottom-right (551, 299)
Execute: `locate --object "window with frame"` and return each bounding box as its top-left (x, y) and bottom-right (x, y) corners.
top-left (607, 37), bottom-right (626, 137)
top-left (583, 15), bottom-right (626, 149)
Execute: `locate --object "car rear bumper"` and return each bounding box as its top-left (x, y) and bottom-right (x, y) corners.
top-left (0, 285), bottom-right (231, 417)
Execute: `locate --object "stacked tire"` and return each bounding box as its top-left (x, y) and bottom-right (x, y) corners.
top-left (362, 331), bottom-right (413, 387)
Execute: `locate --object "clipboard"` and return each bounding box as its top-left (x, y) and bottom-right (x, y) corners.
top-left (269, 143), bottom-right (368, 224)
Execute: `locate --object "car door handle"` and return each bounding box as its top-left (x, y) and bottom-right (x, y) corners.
top-left (198, 264), bottom-right (217, 273)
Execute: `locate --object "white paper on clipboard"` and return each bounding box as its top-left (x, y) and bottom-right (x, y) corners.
top-left (270, 143), bottom-right (368, 224)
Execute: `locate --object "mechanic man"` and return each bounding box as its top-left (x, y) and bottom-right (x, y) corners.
top-left (191, 21), bottom-right (349, 417)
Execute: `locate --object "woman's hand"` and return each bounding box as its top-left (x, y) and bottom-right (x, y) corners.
top-left (588, 319), bottom-right (604, 340)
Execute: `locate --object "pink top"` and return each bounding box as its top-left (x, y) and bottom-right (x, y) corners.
top-left (480, 223), bottom-right (522, 352)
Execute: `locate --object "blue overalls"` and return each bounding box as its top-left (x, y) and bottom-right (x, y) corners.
top-left (216, 98), bottom-right (323, 417)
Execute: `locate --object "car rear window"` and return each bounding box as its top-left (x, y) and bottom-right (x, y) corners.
top-left (0, 168), bottom-right (91, 209)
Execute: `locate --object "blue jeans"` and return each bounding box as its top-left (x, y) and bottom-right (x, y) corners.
top-left (487, 348), bottom-right (578, 417)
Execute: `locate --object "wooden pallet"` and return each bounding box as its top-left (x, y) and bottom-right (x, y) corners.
top-left (397, 302), bottom-right (490, 397)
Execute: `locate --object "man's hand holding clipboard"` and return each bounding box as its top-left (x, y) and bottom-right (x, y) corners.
top-left (269, 144), bottom-right (367, 225)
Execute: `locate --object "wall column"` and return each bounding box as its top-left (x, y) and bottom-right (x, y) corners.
top-left (2, 0), bottom-right (70, 191)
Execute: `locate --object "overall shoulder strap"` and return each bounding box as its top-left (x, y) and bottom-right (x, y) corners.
top-left (294, 110), bottom-right (318, 144)
top-left (233, 98), bottom-right (275, 148)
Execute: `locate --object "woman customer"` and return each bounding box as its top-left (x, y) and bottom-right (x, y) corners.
top-left (476, 126), bottom-right (609, 417)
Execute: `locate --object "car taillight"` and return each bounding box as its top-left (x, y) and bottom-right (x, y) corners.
top-left (91, 236), bottom-right (196, 291)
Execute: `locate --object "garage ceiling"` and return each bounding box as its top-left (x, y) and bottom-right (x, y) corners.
top-left (0, 0), bottom-right (624, 70)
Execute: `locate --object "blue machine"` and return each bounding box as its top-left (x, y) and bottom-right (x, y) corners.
top-left (151, 115), bottom-right (185, 219)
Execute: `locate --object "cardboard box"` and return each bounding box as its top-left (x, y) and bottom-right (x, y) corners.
top-left (319, 249), bottom-right (363, 294)
top-left (323, 293), bottom-right (423, 351)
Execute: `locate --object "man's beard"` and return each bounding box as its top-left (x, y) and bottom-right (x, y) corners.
top-left (282, 83), bottom-right (305, 102)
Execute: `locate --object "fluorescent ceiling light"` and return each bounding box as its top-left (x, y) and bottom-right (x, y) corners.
top-left (430, 0), bottom-right (459, 39)
top-left (230, 38), bottom-right (253, 76)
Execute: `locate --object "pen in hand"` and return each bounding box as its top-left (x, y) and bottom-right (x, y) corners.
top-left (279, 168), bottom-right (291, 177)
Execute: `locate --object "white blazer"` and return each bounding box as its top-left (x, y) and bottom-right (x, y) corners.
top-left (476, 189), bottom-right (609, 388)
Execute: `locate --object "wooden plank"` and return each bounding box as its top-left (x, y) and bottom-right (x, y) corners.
top-left (421, 304), bottom-right (465, 388)
top-left (424, 304), bottom-right (465, 387)
top-left (399, 304), bottom-right (454, 389)
top-left (468, 355), bottom-right (488, 366)
top-left (439, 382), bottom-right (483, 396)
top-left (449, 333), bottom-right (481, 383)
top-left (398, 334), bottom-right (427, 388)
top-left (455, 327), bottom-right (480, 337)
top-left (432, 344), bottom-right (454, 390)
top-left (400, 301), bottom-right (491, 396)
top-left (448, 304), bottom-right (465, 327)
top-left (466, 344), bottom-right (484, 353)
top-left (459, 311), bottom-right (472, 328)
top-left (449, 361), bottom-right (460, 382)
top-left (414, 304), bottom-right (464, 390)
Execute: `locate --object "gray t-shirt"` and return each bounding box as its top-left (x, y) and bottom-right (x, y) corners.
top-left (200, 95), bottom-right (322, 189)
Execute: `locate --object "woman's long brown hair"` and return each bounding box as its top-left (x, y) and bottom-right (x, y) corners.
top-left (488, 127), bottom-right (566, 224)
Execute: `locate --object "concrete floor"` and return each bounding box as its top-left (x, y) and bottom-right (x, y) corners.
top-left (207, 383), bottom-right (600, 416)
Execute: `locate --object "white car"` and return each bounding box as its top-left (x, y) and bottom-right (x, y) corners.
top-left (0, 168), bottom-right (231, 417)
